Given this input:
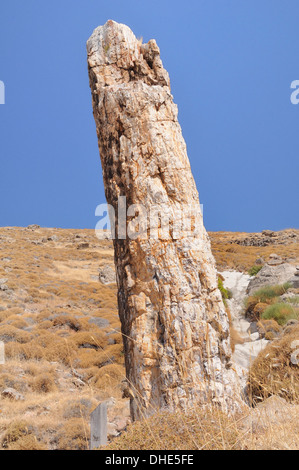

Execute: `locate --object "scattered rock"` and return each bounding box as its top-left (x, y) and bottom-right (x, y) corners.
top-left (0, 279), bottom-right (8, 291)
top-left (248, 322), bottom-right (258, 335)
top-left (77, 242), bottom-right (89, 250)
top-left (247, 263), bottom-right (296, 295)
top-left (72, 377), bottom-right (86, 388)
top-left (88, 317), bottom-right (110, 328)
top-left (233, 338), bottom-right (269, 371)
top-left (262, 230), bottom-right (275, 237)
top-left (232, 230), bottom-right (299, 247)
top-left (115, 418), bottom-right (129, 433)
top-left (98, 265), bottom-right (116, 285)
top-left (1, 388), bottom-right (25, 401)
top-left (48, 235), bottom-right (59, 242)
top-left (249, 332), bottom-right (260, 342)
top-left (257, 319), bottom-right (282, 339)
top-left (243, 396), bottom-right (296, 432)
top-left (268, 253), bottom-right (283, 266)
top-left (107, 422), bottom-right (119, 438)
top-left (289, 266), bottom-right (299, 288)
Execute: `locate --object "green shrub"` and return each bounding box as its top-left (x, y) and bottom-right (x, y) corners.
top-left (251, 283), bottom-right (291, 303)
top-left (248, 265), bottom-right (263, 276)
top-left (261, 303), bottom-right (298, 326)
top-left (218, 277), bottom-right (232, 304)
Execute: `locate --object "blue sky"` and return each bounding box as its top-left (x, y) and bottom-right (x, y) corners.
top-left (0, 0), bottom-right (298, 232)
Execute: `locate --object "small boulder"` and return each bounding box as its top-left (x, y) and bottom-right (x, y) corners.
top-left (48, 235), bottom-right (59, 242)
top-left (247, 262), bottom-right (296, 295)
top-left (257, 319), bottom-right (282, 340)
top-left (1, 388), bottom-right (25, 401)
top-left (262, 230), bottom-right (275, 237)
top-left (289, 266), bottom-right (299, 288)
top-left (77, 242), bottom-right (89, 250)
top-left (98, 265), bottom-right (116, 284)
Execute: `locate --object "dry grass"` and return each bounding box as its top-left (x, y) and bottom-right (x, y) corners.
top-left (0, 227), bottom-right (125, 450)
top-left (105, 396), bottom-right (299, 450)
top-left (248, 323), bottom-right (299, 404)
top-left (0, 226), bottom-right (298, 450)
top-left (210, 230), bottom-right (299, 271)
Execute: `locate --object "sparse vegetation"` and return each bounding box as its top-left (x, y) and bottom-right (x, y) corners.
top-left (0, 227), bottom-right (127, 450)
top-left (250, 283), bottom-right (292, 303)
top-left (261, 303), bottom-right (298, 326)
top-left (106, 407), bottom-right (240, 450)
top-left (0, 227), bottom-right (298, 450)
top-left (218, 276), bottom-right (232, 304)
top-left (248, 265), bottom-right (263, 276)
top-left (248, 324), bottom-right (299, 404)
top-left (244, 283), bottom-right (292, 322)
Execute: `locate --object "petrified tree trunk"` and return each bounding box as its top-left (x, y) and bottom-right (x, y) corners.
top-left (87, 20), bottom-right (241, 420)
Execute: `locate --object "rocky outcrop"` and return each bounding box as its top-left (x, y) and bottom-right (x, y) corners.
top-left (98, 265), bottom-right (116, 285)
top-left (231, 230), bottom-right (299, 247)
top-left (87, 20), bottom-right (241, 419)
top-left (289, 266), bottom-right (299, 289)
top-left (247, 262), bottom-right (296, 295)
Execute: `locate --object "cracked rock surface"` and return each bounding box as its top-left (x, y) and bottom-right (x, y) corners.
top-left (87, 20), bottom-right (241, 419)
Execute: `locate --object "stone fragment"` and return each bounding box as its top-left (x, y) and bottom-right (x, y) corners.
top-left (1, 388), bottom-right (25, 401)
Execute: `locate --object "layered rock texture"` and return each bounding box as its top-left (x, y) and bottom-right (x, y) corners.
top-left (87, 20), bottom-right (241, 419)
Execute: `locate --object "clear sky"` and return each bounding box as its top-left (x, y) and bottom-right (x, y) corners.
top-left (0, 0), bottom-right (298, 232)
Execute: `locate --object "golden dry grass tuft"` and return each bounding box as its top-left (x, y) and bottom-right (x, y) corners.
top-left (248, 323), bottom-right (299, 404)
top-left (106, 406), bottom-right (241, 450)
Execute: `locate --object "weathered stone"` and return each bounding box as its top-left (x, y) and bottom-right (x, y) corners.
top-left (232, 230), bottom-right (299, 247)
top-left (88, 317), bottom-right (110, 328)
top-left (289, 266), bottom-right (299, 288)
top-left (290, 276), bottom-right (299, 288)
top-left (262, 230), bottom-right (275, 237)
top-left (47, 235), bottom-right (59, 242)
top-left (77, 242), bottom-right (89, 250)
top-left (1, 388), bottom-right (25, 401)
top-left (98, 265), bottom-right (116, 284)
top-left (87, 20), bottom-right (241, 419)
top-left (247, 263), bottom-right (296, 295)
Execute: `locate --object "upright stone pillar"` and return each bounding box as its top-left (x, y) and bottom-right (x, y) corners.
top-left (87, 20), bottom-right (241, 420)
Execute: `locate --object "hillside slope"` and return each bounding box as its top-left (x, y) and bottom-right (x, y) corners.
top-left (0, 226), bottom-right (298, 449)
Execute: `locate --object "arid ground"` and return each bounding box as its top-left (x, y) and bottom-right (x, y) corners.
top-left (0, 226), bottom-right (298, 450)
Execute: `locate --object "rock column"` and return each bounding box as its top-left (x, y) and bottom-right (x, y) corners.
top-left (87, 20), bottom-right (241, 419)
